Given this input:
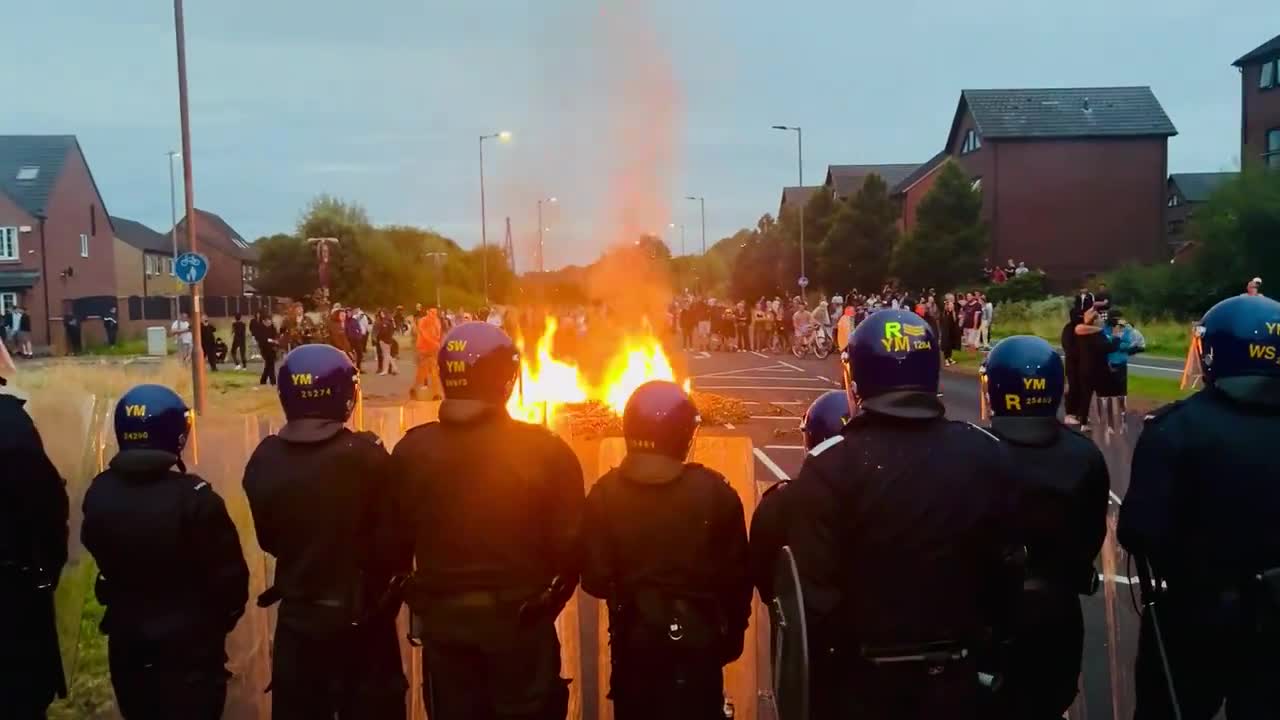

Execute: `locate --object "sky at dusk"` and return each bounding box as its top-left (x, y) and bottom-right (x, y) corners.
top-left (4, 0), bottom-right (1270, 270)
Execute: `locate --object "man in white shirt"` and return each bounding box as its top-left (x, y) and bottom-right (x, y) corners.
top-left (170, 312), bottom-right (193, 364)
top-left (979, 294), bottom-right (994, 350)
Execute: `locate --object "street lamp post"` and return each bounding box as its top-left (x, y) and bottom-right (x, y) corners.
top-left (426, 252), bottom-right (447, 309)
top-left (668, 222), bottom-right (685, 256)
top-left (772, 125), bottom-right (805, 297)
top-left (172, 0), bottom-right (206, 415)
top-left (537, 196), bottom-right (556, 273)
top-left (684, 196), bottom-right (706, 254)
top-left (478, 131), bottom-right (511, 302)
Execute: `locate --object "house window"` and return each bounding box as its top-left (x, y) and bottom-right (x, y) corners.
top-left (80, 234), bottom-right (89, 258)
top-left (90, 204), bottom-right (97, 236)
top-left (0, 292), bottom-right (17, 314)
top-left (1168, 194), bottom-right (1181, 207)
top-left (230, 236), bottom-right (250, 250)
top-left (1267, 128), bottom-right (1280, 169)
top-left (242, 264), bottom-right (257, 284)
top-left (165, 257), bottom-right (175, 276)
top-left (961, 129), bottom-right (982, 154)
top-left (15, 166), bottom-right (38, 181)
top-left (0, 227), bottom-right (18, 261)
top-left (145, 254), bottom-right (158, 276)
top-left (1261, 59), bottom-right (1277, 90)
top-left (971, 177), bottom-right (983, 192)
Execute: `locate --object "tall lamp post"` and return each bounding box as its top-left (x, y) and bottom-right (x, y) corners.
top-left (668, 222), bottom-right (685, 256)
top-left (426, 252), bottom-right (447, 309)
top-left (684, 196), bottom-right (706, 255)
top-left (478, 131), bottom-right (511, 302)
top-left (172, 0), bottom-right (205, 414)
top-left (537, 196), bottom-right (556, 273)
top-left (772, 125), bottom-right (805, 297)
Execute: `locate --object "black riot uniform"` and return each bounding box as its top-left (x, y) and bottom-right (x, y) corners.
top-left (1118, 294), bottom-right (1280, 720)
top-left (0, 392), bottom-right (69, 718)
top-left (786, 310), bottom-right (1020, 720)
top-left (82, 385), bottom-right (249, 720)
top-left (582, 381), bottom-right (752, 720)
top-left (982, 336), bottom-right (1110, 719)
top-left (244, 343), bottom-right (410, 719)
top-left (392, 322), bottom-right (583, 720)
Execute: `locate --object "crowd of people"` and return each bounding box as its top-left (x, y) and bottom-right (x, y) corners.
top-left (985, 257), bottom-right (1036, 284)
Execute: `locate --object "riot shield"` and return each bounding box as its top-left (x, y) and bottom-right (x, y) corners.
top-left (770, 545), bottom-right (810, 720)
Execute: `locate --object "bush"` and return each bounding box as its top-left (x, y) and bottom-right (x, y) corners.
top-left (984, 271), bottom-right (1049, 304)
top-left (1102, 262), bottom-right (1219, 320)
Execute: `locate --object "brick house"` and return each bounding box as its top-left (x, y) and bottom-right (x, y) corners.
top-left (824, 164), bottom-right (922, 201)
top-left (891, 151), bottom-right (950, 235)
top-left (1165, 172), bottom-right (1237, 248)
top-left (1233, 33), bottom-right (1280, 169)
top-left (112, 216), bottom-right (176, 299)
top-left (169, 209), bottom-right (258, 297)
top-left (0, 135), bottom-right (117, 347)
top-left (777, 186), bottom-right (820, 218)
top-left (945, 86), bottom-right (1177, 287)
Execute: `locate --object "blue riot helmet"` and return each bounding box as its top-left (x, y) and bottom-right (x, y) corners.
top-left (845, 308), bottom-right (942, 418)
top-left (277, 344), bottom-right (359, 422)
top-left (801, 390), bottom-right (852, 450)
top-left (437, 322), bottom-right (521, 406)
top-left (623, 380), bottom-right (700, 461)
top-left (114, 384), bottom-right (192, 455)
top-left (1199, 294), bottom-right (1280, 386)
top-left (984, 335), bottom-right (1064, 418)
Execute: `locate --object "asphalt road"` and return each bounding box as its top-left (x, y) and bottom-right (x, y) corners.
top-left (687, 347), bottom-right (1169, 720)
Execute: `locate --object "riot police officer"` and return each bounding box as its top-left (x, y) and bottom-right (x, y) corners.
top-left (783, 309), bottom-right (1020, 719)
top-left (982, 335), bottom-right (1110, 719)
top-left (81, 385), bottom-right (248, 720)
top-left (0, 368), bottom-right (69, 718)
top-left (749, 389), bottom-right (849, 604)
top-left (582, 380), bottom-right (751, 720)
top-left (243, 344), bottom-right (409, 718)
top-left (1118, 294), bottom-right (1280, 719)
top-left (391, 322), bottom-right (584, 720)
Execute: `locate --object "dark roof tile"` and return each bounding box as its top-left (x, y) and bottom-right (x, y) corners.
top-left (961, 87), bottom-right (1177, 139)
top-left (891, 151), bottom-right (950, 195)
top-left (0, 135), bottom-right (77, 218)
top-left (111, 216), bottom-right (173, 254)
top-left (825, 164), bottom-right (921, 198)
top-left (1234, 33), bottom-right (1280, 67)
top-left (778, 185), bottom-right (822, 215)
top-left (1169, 172), bottom-right (1238, 203)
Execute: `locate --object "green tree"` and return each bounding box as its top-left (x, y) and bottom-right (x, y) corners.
top-left (1191, 168), bottom-right (1280, 302)
top-left (252, 233), bottom-right (317, 300)
top-left (891, 160), bottom-right (987, 291)
top-left (820, 174), bottom-right (899, 293)
top-left (730, 214), bottom-right (799, 302)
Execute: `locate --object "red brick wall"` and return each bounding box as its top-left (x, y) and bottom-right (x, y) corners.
top-left (0, 191), bottom-right (44, 343)
top-left (899, 165), bottom-right (943, 235)
top-left (1241, 61), bottom-right (1280, 167)
top-left (992, 137), bottom-right (1168, 286)
top-left (949, 111), bottom-right (999, 260)
top-left (178, 214), bottom-right (247, 297)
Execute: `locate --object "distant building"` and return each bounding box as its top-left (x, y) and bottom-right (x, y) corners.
top-left (946, 86), bottom-right (1177, 286)
top-left (168, 209), bottom-right (258, 298)
top-left (112, 216), bottom-right (176, 299)
top-left (890, 151), bottom-right (950, 235)
top-left (777, 186), bottom-right (821, 218)
top-left (0, 135), bottom-right (117, 346)
top-left (1165, 172), bottom-right (1237, 248)
top-left (823, 164), bottom-right (921, 201)
top-left (1232, 33), bottom-right (1280, 169)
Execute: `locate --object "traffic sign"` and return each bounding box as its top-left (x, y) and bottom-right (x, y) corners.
top-left (176, 252), bottom-right (210, 285)
top-left (798, 276), bottom-right (809, 288)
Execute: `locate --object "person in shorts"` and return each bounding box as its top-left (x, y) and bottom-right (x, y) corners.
top-left (170, 312), bottom-right (193, 364)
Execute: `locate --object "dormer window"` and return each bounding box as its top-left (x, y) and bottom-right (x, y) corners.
top-left (960, 129), bottom-right (982, 154)
top-left (16, 166), bottom-right (38, 181)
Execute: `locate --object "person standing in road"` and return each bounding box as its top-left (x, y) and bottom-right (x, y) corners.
top-left (391, 322), bottom-right (583, 720)
top-left (64, 313), bottom-right (82, 355)
top-left (412, 308), bottom-right (443, 401)
top-left (347, 308), bottom-right (368, 372)
top-left (376, 311), bottom-right (398, 376)
top-left (783, 310), bottom-right (1020, 719)
top-left (81, 385), bottom-right (249, 719)
top-left (171, 312), bottom-right (193, 365)
top-left (939, 294), bottom-right (961, 366)
top-left (1118, 294), bottom-right (1280, 719)
top-left (230, 313), bottom-right (247, 370)
top-left (582, 381), bottom-right (751, 720)
top-left (200, 317), bottom-right (219, 372)
top-left (254, 311), bottom-right (279, 386)
top-left (981, 336), bottom-right (1109, 720)
top-left (978, 294), bottom-right (994, 350)
top-left (105, 307), bottom-right (120, 347)
top-left (1061, 307), bottom-right (1085, 426)
top-left (243, 345), bottom-right (410, 719)
top-left (0, 357), bottom-right (70, 718)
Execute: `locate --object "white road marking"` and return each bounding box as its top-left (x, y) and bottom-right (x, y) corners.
top-left (749, 415), bottom-right (800, 421)
top-left (697, 385), bottom-right (827, 392)
top-left (1129, 363), bottom-right (1181, 374)
top-left (693, 365), bottom-right (801, 378)
top-left (753, 447), bottom-right (790, 481)
top-left (741, 400), bottom-right (803, 406)
top-left (751, 351), bottom-right (769, 359)
top-left (777, 360), bottom-right (805, 372)
top-left (764, 444), bottom-right (804, 450)
top-left (724, 423), bottom-right (736, 430)
top-left (693, 351), bottom-right (711, 360)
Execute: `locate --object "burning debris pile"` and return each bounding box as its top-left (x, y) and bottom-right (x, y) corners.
top-left (503, 317), bottom-right (746, 437)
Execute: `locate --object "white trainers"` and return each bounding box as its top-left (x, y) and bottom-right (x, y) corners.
top-left (1063, 415), bottom-right (1081, 426)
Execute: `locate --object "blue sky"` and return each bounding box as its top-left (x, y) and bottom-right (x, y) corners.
top-left (5, 1), bottom-right (1269, 269)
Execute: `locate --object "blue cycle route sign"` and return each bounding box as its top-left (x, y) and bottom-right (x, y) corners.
top-left (175, 252), bottom-right (210, 285)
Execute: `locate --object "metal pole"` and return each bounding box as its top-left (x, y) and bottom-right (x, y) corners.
top-left (168, 151), bottom-right (179, 317)
top-left (699, 197), bottom-right (706, 255)
top-left (479, 136), bottom-right (489, 302)
top-left (798, 128), bottom-right (805, 301)
top-left (537, 200), bottom-right (544, 273)
top-left (173, 0), bottom-right (205, 414)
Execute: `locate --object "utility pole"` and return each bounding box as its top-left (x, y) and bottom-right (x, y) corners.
top-left (773, 125), bottom-right (805, 298)
top-left (478, 131), bottom-right (510, 302)
top-left (173, 0), bottom-right (205, 414)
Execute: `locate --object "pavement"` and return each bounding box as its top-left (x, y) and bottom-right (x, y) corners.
top-left (686, 346), bottom-right (1165, 720)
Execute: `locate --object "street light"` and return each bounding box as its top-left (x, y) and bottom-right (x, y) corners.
top-left (479, 130), bottom-right (511, 301)
top-left (172, 0), bottom-right (206, 414)
top-left (537, 196), bottom-right (557, 273)
top-left (668, 222), bottom-right (685, 256)
top-left (772, 125), bottom-right (805, 297)
top-left (426, 251), bottom-right (447, 309)
top-left (684, 196), bottom-right (706, 255)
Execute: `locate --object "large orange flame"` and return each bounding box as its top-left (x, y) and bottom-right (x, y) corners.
top-left (505, 318), bottom-right (685, 425)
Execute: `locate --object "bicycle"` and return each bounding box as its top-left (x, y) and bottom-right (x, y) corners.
top-left (791, 327), bottom-right (833, 360)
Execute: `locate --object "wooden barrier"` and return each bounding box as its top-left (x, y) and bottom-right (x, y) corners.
top-left (593, 436), bottom-right (759, 720)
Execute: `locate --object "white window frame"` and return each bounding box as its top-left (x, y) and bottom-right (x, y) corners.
top-left (0, 227), bottom-right (18, 261)
top-left (80, 233), bottom-right (89, 258)
top-left (165, 257), bottom-right (175, 276)
top-left (1266, 128), bottom-right (1280, 169)
top-left (961, 129), bottom-right (982, 154)
top-left (0, 292), bottom-right (17, 314)
top-left (1167, 194), bottom-right (1181, 207)
top-left (1261, 59), bottom-right (1277, 90)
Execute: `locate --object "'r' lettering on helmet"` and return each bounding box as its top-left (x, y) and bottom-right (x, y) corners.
top-left (1004, 394), bottom-right (1022, 411)
top-left (883, 322), bottom-right (902, 339)
top-left (1022, 377), bottom-right (1046, 390)
top-left (124, 404), bottom-right (147, 417)
top-left (292, 373), bottom-right (313, 386)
